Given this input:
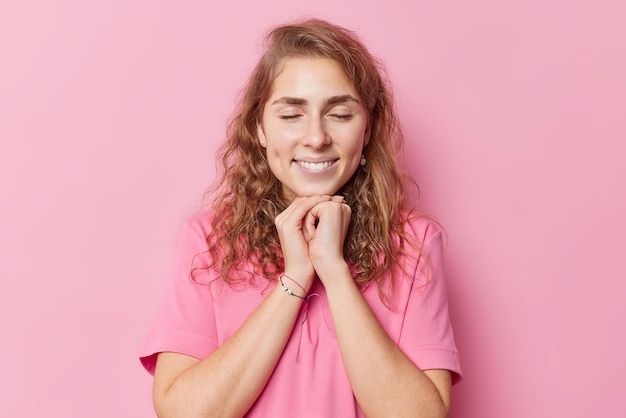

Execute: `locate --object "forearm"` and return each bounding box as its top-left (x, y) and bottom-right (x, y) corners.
top-left (323, 265), bottom-right (450, 418)
top-left (154, 283), bottom-right (304, 418)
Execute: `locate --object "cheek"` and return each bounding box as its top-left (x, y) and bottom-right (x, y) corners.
top-left (267, 147), bottom-right (284, 162)
top-left (264, 122), bottom-right (301, 145)
top-left (346, 125), bottom-right (368, 151)
top-left (265, 145), bottom-right (291, 175)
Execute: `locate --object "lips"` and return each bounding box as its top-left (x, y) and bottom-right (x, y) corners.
top-left (295, 159), bottom-right (337, 171)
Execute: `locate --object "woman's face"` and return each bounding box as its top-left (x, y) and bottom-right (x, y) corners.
top-left (257, 57), bottom-right (369, 202)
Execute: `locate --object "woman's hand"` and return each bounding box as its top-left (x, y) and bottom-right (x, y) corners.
top-left (306, 196), bottom-right (352, 281)
top-left (274, 195), bottom-right (332, 290)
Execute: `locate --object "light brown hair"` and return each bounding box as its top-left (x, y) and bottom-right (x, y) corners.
top-left (204, 18), bottom-right (419, 295)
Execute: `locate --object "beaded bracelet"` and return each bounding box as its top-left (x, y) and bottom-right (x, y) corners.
top-left (281, 273), bottom-right (306, 293)
top-left (279, 275), bottom-right (308, 302)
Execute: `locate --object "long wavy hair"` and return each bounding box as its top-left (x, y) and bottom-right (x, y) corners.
top-left (204, 19), bottom-right (420, 295)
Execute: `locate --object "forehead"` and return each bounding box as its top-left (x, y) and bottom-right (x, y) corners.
top-left (268, 57), bottom-right (357, 97)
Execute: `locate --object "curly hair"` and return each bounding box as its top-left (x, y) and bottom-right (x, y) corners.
top-left (204, 19), bottom-right (420, 296)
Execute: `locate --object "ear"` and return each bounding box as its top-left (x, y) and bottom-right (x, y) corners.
top-left (257, 122), bottom-right (267, 148)
top-left (364, 124), bottom-right (371, 146)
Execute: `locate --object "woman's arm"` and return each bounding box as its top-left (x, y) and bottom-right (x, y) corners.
top-left (308, 201), bottom-right (452, 417)
top-left (153, 283), bottom-right (305, 418)
top-left (152, 195), bottom-right (332, 418)
top-left (323, 264), bottom-right (451, 417)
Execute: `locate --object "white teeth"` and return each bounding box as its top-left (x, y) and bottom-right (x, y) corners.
top-left (297, 160), bottom-right (334, 171)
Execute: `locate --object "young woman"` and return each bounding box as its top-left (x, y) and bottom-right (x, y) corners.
top-left (140, 18), bottom-right (461, 417)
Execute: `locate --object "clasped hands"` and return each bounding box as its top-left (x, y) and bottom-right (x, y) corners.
top-left (274, 195), bottom-right (351, 291)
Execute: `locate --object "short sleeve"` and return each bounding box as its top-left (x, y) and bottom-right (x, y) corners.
top-left (139, 216), bottom-right (219, 375)
top-left (399, 223), bottom-right (462, 384)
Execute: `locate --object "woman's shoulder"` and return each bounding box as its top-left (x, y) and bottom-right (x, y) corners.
top-left (398, 209), bottom-right (443, 244)
top-left (180, 209), bottom-right (217, 239)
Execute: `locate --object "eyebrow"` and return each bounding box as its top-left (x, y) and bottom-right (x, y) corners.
top-left (271, 94), bottom-right (360, 106)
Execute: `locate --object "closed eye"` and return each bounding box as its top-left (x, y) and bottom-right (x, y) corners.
top-left (331, 114), bottom-right (353, 120)
top-left (279, 115), bottom-right (301, 120)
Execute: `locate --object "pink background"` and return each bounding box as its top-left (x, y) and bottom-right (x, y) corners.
top-left (1, 1), bottom-right (624, 417)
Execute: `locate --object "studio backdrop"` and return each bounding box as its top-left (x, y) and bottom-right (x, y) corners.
top-left (1, 1), bottom-right (624, 417)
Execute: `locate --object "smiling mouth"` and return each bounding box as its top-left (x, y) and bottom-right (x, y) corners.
top-left (295, 160), bottom-right (337, 171)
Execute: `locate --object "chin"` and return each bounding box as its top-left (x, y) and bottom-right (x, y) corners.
top-left (299, 187), bottom-right (341, 197)
top-left (282, 181), bottom-right (347, 200)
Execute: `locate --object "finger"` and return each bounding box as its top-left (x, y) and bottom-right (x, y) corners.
top-left (308, 199), bottom-right (343, 219)
top-left (302, 197), bottom-right (337, 241)
top-left (341, 203), bottom-right (352, 232)
top-left (341, 202), bottom-right (352, 215)
top-left (303, 209), bottom-right (317, 242)
top-left (289, 195), bottom-right (331, 219)
top-left (275, 195), bottom-right (331, 228)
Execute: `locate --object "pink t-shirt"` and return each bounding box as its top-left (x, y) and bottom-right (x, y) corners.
top-left (140, 212), bottom-right (461, 417)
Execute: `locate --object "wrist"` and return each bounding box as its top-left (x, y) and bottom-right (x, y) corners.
top-left (315, 261), bottom-right (352, 288)
top-left (280, 271), bottom-right (312, 294)
top-left (276, 274), bottom-right (310, 310)
top-left (280, 274), bottom-right (307, 294)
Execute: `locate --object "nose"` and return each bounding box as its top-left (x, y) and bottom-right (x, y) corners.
top-left (302, 118), bottom-right (330, 149)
